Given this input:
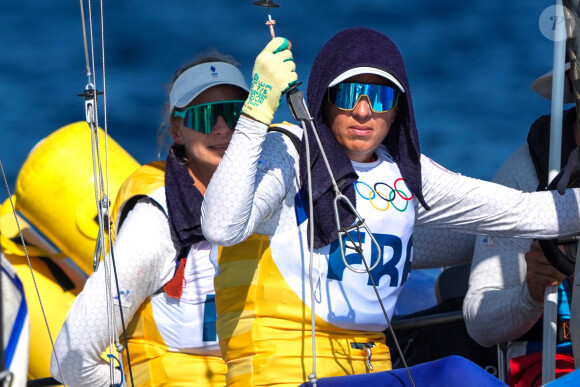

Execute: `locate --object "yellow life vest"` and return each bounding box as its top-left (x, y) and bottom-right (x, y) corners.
top-left (110, 161), bottom-right (227, 387)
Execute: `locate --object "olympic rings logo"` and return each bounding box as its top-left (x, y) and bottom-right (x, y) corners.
top-left (354, 178), bottom-right (413, 212)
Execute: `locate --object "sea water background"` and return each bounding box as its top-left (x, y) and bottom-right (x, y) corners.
top-left (0, 0), bottom-right (568, 314)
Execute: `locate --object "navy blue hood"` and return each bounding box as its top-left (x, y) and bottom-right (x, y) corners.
top-left (300, 27), bottom-right (428, 248)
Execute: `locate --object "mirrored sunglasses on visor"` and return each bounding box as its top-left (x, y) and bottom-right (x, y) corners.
top-left (173, 100), bottom-right (245, 134)
top-left (327, 82), bottom-right (399, 113)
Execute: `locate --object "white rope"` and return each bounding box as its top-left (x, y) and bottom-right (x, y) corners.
top-left (83, 0), bottom-right (129, 384)
top-left (286, 87), bottom-right (416, 385)
top-left (302, 119), bottom-right (318, 386)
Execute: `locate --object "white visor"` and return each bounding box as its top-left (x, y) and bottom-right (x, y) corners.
top-left (328, 66), bottom-right (405, 93)
top-left (169, 62), bottom-right (249, 111)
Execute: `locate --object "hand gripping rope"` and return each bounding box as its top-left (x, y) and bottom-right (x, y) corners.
top-left (252, 0), bottom-right (279, 39)
top-left (253, 3), bottom-right (416, 386)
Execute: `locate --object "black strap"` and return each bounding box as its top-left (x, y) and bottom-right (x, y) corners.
top-left (268, 126), bottom-right (301, 152)
top-left (117, 195), bottom-right (165, 232)
top-left (155, 244), bottom-right (192, 295)
top-left (174, 245), bottom-right (191, 272)
top-left (516, 318), bottom-right (571, 343)
top-left (41, 258), bottom-right (76, 292)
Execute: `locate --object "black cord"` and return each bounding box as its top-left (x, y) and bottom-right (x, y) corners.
top-left (108, 244), bottom-right (135, 387)
top-left (342, 229), bottom-right (416, 387)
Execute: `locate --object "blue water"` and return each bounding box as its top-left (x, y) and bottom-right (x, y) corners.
top-left (0, 1), bottom-right (565, 313)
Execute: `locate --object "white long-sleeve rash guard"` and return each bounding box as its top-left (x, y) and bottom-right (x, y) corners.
top-left (50, 199), bottom-right (176, 387)
top-left (202, 116), bottom-right (580, 251)
top-left (463, 144), bottom-right (552, 355)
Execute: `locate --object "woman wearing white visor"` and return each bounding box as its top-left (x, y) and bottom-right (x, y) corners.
top-left (51, 52), bottom-right (248, 387)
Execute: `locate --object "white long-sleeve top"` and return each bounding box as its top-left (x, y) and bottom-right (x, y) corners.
top-left (50, 196), bottom-right (194, 387)
top-left (412, 227), bottom-right (476, 269)
top-left (201, 116), bottom-right (580, 332)
top-left (463, 144), bottom-right (549, 356)
top-left (203, 116), bottom-right (580, 248)
top-left (52, 182), bottom-right (222, 387)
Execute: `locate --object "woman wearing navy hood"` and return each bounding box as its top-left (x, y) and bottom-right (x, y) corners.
top-left (202, 28), bottom-right (580, 386)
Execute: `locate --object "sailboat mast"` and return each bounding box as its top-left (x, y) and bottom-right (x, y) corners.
top-left (562, 0), bottom-right (580, 372)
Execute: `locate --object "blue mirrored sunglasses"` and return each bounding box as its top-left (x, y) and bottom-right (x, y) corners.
top-left (327, 82), bottom-right (399, 113)
top-left (173, 100), bottom-right (245, 134)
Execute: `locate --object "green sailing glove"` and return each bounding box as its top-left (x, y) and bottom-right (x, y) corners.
top-left (242, 37), bottom-right (298, 125)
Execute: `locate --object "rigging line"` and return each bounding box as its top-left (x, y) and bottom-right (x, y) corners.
top-left (83, 75), bottom-right (114, 377)
top-left (96, 0), bottom-right (135, 380)
top-left (302, 119), bottom-right (318, 386)
top-left (86, 0), bottom-right (97, 90)
top-left (0, 8), bottom-right (105, 385)
top-left (88, 0), bottom-right (109, 266)
top-left (287, 90), bottom-right (415, 386)
top-left (357, 245), bottom-right (416, 387)
top-left (97, 0), bottom-right (111, 210)
top-left (82, 0), bottom-right (106, 277)
top-left (102, 240), bottom-right (117, 384)
top-left (78, 0), bottom-right (92, 84)
top-left (108, 241), bottom-right (135, 385)
top-left (285, 88), bottom-right (319, 384)
top-left (332, 196), bottom-right (382, 274)
top-left (0, 159), bottom-right (67, 386)
top-left (305, 113), bottom-right (382, 275)
top-left (256, 3), bottom-right (411, 383)
top-left (86, 110), bottom-right (117, 385)
top-left (95, 0), bottom-right (133, 383)
top-left (253, 4), bottom-right (319, 383)
top-left (0, 4), bottom-right (103, 384)
top-left (86, 99), bottom-right (117, 375)
top-left (290, 87), bottom-right (382, 276)
top-left (82, 0), bottom-right (134, 384)
top-left (87, 128), bottom-right (117, 375)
